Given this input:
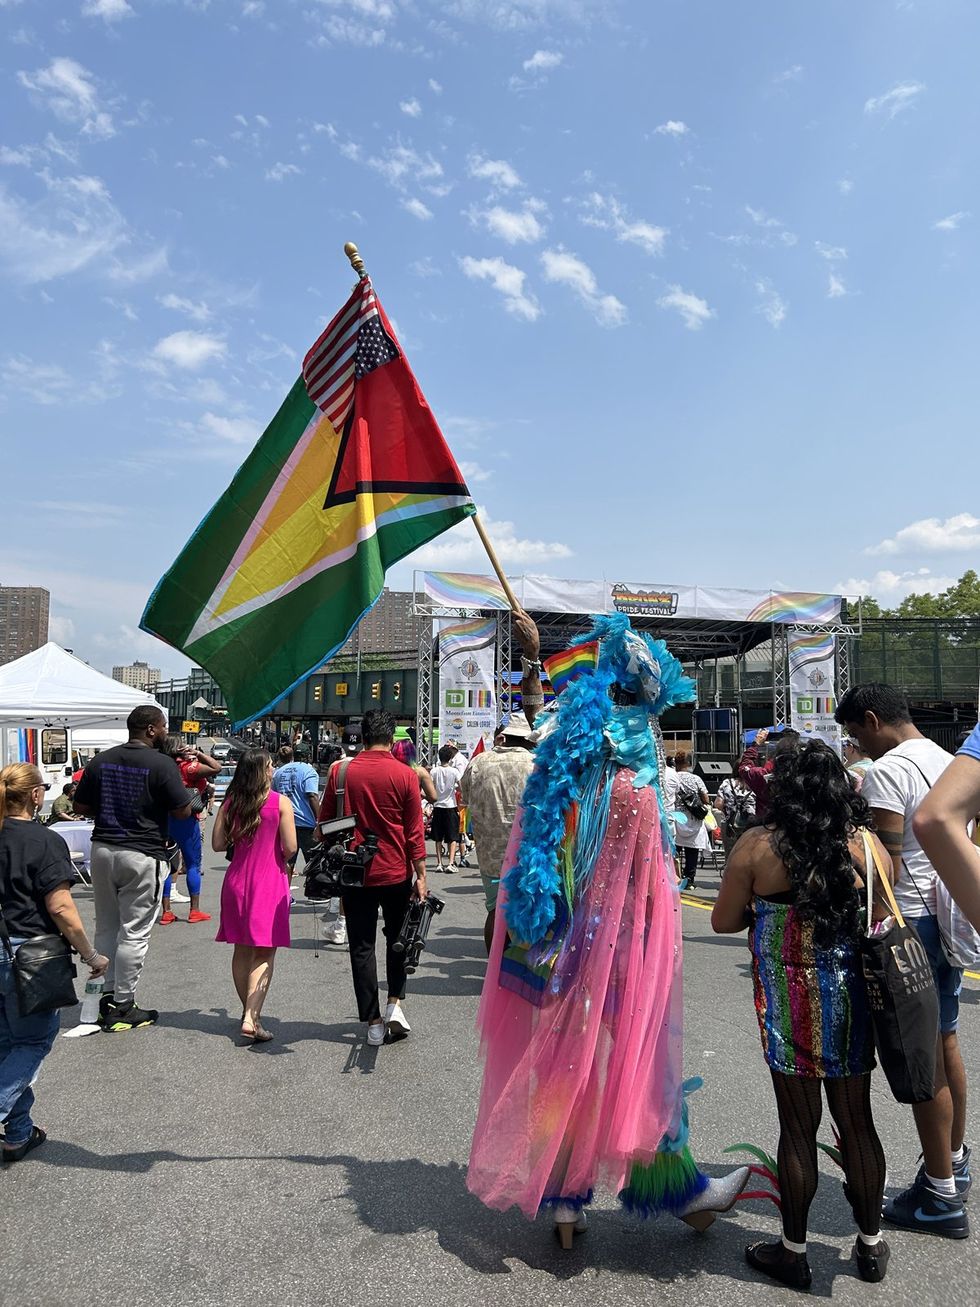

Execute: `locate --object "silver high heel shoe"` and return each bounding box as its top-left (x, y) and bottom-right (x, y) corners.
top-left (677, 1166), bottom-right (751, 1231)
top-left (553, 1203), bottom-right (588, 1249)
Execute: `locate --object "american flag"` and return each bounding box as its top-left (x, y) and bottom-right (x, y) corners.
top-left (302, 277), bottom-right (398, 430)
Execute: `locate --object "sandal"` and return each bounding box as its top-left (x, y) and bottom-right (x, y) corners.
top-left (241, 1024), bottom-right (273, 1043)
top-left (2, 1125), bottom-right (47, 1165)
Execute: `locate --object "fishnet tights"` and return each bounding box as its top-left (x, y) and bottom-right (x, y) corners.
top-left (770, 1070), bottom-right (886, 1243)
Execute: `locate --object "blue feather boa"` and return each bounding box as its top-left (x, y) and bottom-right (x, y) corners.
top-left (502, 614), bottom-right (695, 947)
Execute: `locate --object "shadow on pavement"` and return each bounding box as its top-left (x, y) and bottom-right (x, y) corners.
top-left (162, 1006), bottom-right (369, 1057)
top-left (313, 1153), bottom-right (854, 1293)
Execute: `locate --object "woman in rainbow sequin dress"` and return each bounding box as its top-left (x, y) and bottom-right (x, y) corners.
top-left (467, 614), bottom-right (749, 1248)
top-left (713, 742), bottom-right (893, 1290)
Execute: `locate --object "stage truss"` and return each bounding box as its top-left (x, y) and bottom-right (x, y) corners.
top-left (413, 598), bottom-right (859, 765)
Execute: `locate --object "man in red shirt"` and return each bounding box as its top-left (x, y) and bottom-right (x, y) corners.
top-left (319, 709), bottom-right (427, 1047)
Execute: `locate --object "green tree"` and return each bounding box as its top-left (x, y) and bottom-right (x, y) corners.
top-left (890, 569), bottom-right (980, 619)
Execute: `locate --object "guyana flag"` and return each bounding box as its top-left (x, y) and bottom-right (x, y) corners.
top-left (141, 277), bottom-right (475, 725)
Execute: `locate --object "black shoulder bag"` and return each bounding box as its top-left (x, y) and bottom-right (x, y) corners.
top-left (859, 831), bottom-right (939, 1105)
top-left (0, 901), bottom-right (78, 1018)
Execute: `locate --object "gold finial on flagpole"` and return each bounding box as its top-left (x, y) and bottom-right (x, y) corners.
top-left (344, 241), bottom-right (367, 278)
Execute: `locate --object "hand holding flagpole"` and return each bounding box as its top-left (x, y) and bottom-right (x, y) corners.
top-left (343, 240), bottom-right (523, 616)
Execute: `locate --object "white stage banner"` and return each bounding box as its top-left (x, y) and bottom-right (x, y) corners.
top-left (437, 617), bottom-right (497, 757)
top-left (788, 631), bottom-right (841, 752)
top-left (420, 571), bottom-right (844, 626)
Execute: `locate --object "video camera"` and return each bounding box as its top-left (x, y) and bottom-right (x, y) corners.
top-left (303, 815), bottom-right (379, 900)
top-left (393, 892), bottom-right (445, 974)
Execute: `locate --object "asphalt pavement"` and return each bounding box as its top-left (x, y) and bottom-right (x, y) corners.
top-left (2, 834), bottom-right (978, 1306)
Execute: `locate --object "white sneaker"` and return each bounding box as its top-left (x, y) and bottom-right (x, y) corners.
top-left (366, 1021), bottom-right (386, 1046)
top-left (324, 918), bottom-right (347, 946)
top-left (385, 1001), bottom-right (411, 1041)
top-left (170, 888), bottom-right (191, 903)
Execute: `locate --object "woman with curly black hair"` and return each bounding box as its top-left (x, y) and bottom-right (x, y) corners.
top-left (713, 741), bottom-right (893, 1291)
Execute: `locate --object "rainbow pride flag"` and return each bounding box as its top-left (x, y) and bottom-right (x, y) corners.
top-left (542, 641), bottom-right (599, 695)
top-left (141, 276), bottom-right (474, 725)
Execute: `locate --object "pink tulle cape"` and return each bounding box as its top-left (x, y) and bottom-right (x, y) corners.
top-left (467, 767), bottom-right (686, 1218)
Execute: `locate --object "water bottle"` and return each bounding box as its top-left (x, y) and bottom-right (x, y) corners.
top-left (79, 976), bottom-right (104, 1024)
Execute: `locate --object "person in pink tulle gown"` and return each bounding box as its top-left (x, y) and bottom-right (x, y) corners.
top-left (213, 750), bottom-right (297, 1042)
top-left (467, 614), bottom-right (749, 1248)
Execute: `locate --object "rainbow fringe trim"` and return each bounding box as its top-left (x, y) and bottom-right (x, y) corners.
top-left (618, 1144), bottom-right (709, 1217)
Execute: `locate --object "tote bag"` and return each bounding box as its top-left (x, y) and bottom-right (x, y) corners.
top-left (860, 833), bottom-right (939, 1106)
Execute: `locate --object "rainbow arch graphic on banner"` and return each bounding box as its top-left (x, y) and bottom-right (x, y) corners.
top-left (788, 630), bottom-right (837, 676)
top-left (424, 571), bottom-right (510, 610)
top-left (438, 617), bottom-right (498, 666)
top-left (746, 592), bottom-right (843, 624)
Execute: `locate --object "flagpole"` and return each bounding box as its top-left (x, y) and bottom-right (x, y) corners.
top-left (342, 240), bottom-right (523, 615)
top-left (469, 512), bottom-right (522, 613)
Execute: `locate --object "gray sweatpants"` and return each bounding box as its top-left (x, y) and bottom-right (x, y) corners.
top-left (91, 843), bottom-right (165, 1006)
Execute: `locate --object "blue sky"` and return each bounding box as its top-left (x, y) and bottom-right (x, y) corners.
top-left (1, 0), bottom-right (978, 678)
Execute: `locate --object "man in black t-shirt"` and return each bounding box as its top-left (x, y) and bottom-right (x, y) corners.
top-left (74, 705), bottom-right (190, 1031)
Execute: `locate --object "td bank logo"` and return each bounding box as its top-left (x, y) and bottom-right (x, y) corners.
top-left (445, 690), bottom-right (465, 709)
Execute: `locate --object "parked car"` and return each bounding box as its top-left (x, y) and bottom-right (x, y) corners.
top-left (212, 763), bottom-right (236, 803)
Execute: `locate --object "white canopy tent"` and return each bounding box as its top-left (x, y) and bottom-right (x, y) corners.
top-left (0, 642), bottom-right (164, 728)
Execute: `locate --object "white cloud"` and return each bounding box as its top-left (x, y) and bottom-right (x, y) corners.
top-left (755, 279), bottom-right (787, 328)
top-left (838, 178), bottom-right (854, 196)
top-left (1, 351), bottom-right (119, 406)
top-left (0, 146), bottom-right (33, 166)
top-left (0, 173), bottom-right (132, 284)
top-left (151, 331), bottom-right (227, 370)
top-left (541, 247), bottom-right (626, 327)
top-left (815, 241), bottom-right (847, 261)
top-left (18, 57), bottom-right (115, 139)
top-left (401, 196), bottom-right (433, 220)
top-left (317, 0), bottom-right (395, 14)
top-left (523, 50), bottom-right (563, 72)
top-left (459, 255), bottom-right (541, 321)
top-left (409, 256), bottom-right (440, 277)
top-left (159, 292), bottom-right (211, 322)
top-left (827, 272), bottom-right (846, 298)
top-left (470, 200), bottom-right (546, 244)
top-left (835, 569), bottom-right (958, 603)
top-left (316, 12), bottom-right (388, 46)
top-left (399, 97), bottom-right (422, 117)
top-left (653, 120), bottom-right (688, 137)
top-left (467, 153), bottom-right (521, 190)
top-left (2, 355), bottom-right (74, 405)
top-left (864, 81), bottom-right (924, 120)
top-left (265, 162), bottom-right (302, 181)
top-left (745, 204), bottom-right (797, 246)
top-left (410, 508), bottom-right (571, 568)
top-left (82, 0), bottom-right (133, 21)
top-left (368, 143), bottom-right (443, 190)
top-left (579, 192), bottom-right (666, 255)
top-left (199, 412), bottom-right (260, 445)
top-left (774, 64), bottom-right (803, 84)
top-left (657, 284), bottom-right (715, 331)
top-left (107, 245), bottom-right (168, 284)
top-left (428, 78), bottom-right (442, 94)
top-left (458, 460), bottom-right (492, 484)
top-left (933, 211), bottom-right (969, 231)
top-left (867, 513), bottom-right (980, 557)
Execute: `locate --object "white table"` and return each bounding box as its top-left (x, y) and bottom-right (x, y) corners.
top-left (49, 821), bottom-right (94, 881)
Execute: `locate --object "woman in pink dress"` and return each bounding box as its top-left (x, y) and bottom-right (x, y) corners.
top-left (213, 750), bottom-right (297, 1042)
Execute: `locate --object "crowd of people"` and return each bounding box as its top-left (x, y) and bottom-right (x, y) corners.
top-left (3, 616), bottom-right (980, 1293)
